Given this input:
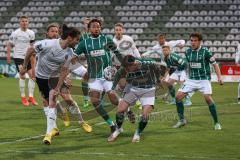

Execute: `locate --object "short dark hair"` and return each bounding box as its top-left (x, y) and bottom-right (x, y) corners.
top-left (61, 24), bottom-right (81, 40)
top-left (88, 18), bottom-right (102, 29)
top-left (20, 16), bottom-right (28, 20)
top-left (158, 33), bottom-right (165, 38)
top-left (46, 23), bottom-right (59, 32)
top-left (162, 45), bottom-right (170, 49)
top-left (122, 55), bottom-right (136, 67)
top-left (190, 32), bottom-right (203, 41)
top-left (114, 23), bottom-right (124, 29)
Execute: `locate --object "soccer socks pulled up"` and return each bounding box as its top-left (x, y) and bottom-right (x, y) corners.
top-left (168, 85), bottom-right (176, 98)
top-left (28, 79), bottom-right (35, 97)
top-left (82, 82), bottom-right (89, 101)
top-left (69, 101), bottom-right (84, 124)
top-left (43, 106), bottom-right (49, 117)
top-left (208, 103), bottom-right (219, 124)
top-left (94, 103), bottom-right (114, 126)
top-left (116, 112), bottom-right (125, 128)
top-left (176, 101), bottom-right (185, 120)
top-left (19, 79), bottom-right (25, 97)
top-left (137, 116), bottom-right (148, 135)
top-left (47, 107), bottom-right (57, 134)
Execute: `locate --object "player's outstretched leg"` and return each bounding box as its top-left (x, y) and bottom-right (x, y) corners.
top-left (108, 100), bottom-right (128, 142)
top-left (173, 91), bottom-right (187, 128)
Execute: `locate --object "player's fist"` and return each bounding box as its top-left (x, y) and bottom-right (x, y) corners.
top-left (218, 78), bottom-right (224, 85)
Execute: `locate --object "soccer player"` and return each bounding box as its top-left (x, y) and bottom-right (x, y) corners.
top-left (173, 33), bottom-right (223, 130)
top-left (113, 23), bottom-right (141, 123)
top-left (235, 44), bottom-right (240, 104)
top-left (75, 19), bottom-right (119, 135)
top-left (20, 24), bottom-right (92, 145)
top-left (142, 34), bottom-right (186, 104)
top-left (6, 16), bottom-right (38, 106)
top-left (108, 55), bottom-right (165, 142)
top-left (161, 45), bottom-right (192, 106)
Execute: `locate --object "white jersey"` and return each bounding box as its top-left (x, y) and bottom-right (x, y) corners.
top-left (142, 40), bottom-right (185, 61)
top-left (9, 28), bottom-right (35, 59)
top-left (113, 35), bottom-right (141, 66)
top-left (34, 39), bottom-right (74, 79)
top-left (235, 43), bottom-right (240, 64)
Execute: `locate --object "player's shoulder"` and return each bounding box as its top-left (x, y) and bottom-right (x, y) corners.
top-left (185, 47), bottom-right (192, 54)
top-left (35, 39), bottom-right (57, 48)
top-left (26, 29), bottom-right (35, 35)
top-left (11, 28), bottom-right (21, 35)
top-left (122, 35), bottom-right (133, 40)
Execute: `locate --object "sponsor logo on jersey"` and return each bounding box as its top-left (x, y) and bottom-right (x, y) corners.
top-left (90, 49), bottom-right (105, 57)
top-left (190, 62), bottom-right (201, 68)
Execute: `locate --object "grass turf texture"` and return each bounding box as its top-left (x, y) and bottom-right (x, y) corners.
top-left (0, 78), bottom-right (239, 160)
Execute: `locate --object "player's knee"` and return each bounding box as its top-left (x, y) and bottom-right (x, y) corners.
top-left (108, 92), bottom-right (119, 105)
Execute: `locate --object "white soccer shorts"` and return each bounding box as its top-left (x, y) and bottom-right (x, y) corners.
top-left (88, 78), bottom-right (113, 92)
top-left (179, 79), bottom-right (212, 95)
top-left (169, 70), bottom-right (187, 82)
top-left (72, 65), bottom-right (87, 78)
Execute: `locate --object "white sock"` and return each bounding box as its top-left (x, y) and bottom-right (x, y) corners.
top-left (19, 79), bottom-right (25, 97)
top-left (43, 106), bottom-right (49, 117)
top-left (56, 101), bottom-right (66, 114)
top-left (28, 79), bottom-right (35, 97)
top-left (238, 82), bottom-right (240, 99)
top-left (69, 101), bottom-right (84, 124)
top-left (46, 107), bottom-right (57, 134)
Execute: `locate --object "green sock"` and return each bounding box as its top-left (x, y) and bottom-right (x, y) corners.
top-left (137, 116), bottom-right (148, 135)
top-left (208, 103), bottom-right (219, 124)
top-left (116, 112), bottom-right (125, 128)
top-left (94, 103), bottom-right (112, 126)
top-left (168, 85), bottom-right (175, 98)
top-left (82, 81), bottom-right (89, 100)
top-left (176, 101), bottom-right (184, 120)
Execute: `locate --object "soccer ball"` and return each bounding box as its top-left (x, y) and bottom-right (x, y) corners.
top-left (104, 66), bottom-right (117, 81)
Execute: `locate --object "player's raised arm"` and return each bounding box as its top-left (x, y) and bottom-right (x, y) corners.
top-left (206, 49), bottom-right (223, 85)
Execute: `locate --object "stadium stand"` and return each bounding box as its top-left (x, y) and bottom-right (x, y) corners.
top-left (0, 0), bottom-right (239, 60)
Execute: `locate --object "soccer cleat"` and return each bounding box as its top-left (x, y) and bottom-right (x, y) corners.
top-left (132, 131), bottom-right (140, 143)
top-left (83, 101), bottom-right (89, 108)
top-left (214, 123), bottom-right (222, 130)
top-left (28, 97), bottom-right (38, 106)
top-left (237, 98), bottom-right (240, 104)
top-left (127, 110), bottom-right (136, 123)
top-left (172, 119), bottom-right (187, 128)
top-left (81, 122), bottom-right (92, 133)
top-left (43, 134), bottom-right (52, 145)
top-left (49, 128), bottom-right (60, 137)
top-left (108, 127), bottom-right (123, 142)
top-left (21, 97), bottom-right (29, 106)
top-left (184, 100), bottom-right (192, 106)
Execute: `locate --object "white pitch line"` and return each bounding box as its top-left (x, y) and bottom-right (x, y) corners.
top-left (0, 102), bottom-right (236, 145)
top-left (4, 150), bottom-right (239, 160)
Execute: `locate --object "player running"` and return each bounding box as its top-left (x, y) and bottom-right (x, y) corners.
top-left (6, 16), bottom-right (38, 106)
top-left (173, 33), bottom-right (223, 130)
top-left (113, 23), bottom-right (141, 123)
top-left (161, 45), bottom-right (192, 106)
top-left (142, 33), bottom-right (188, 104)
top-left (20, 24), bottom-right (92, 145)
top-left (108, 55), bottom-right (165, 142)
top-left (75, 19), bottom-right (119, 135)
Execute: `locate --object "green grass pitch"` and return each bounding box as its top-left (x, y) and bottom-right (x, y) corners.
top-left (0, 78), bottom-right (239, 160)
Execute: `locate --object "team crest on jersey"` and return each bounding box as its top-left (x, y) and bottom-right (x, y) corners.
top-left (119, 40), bottom-right (132, 50)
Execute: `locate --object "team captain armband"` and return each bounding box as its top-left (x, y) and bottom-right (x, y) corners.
top-left (209, 56), bottom-right (216, 64)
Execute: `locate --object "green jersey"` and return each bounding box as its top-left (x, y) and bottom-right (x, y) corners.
top-left (164, 52), bottom-right (187, 71)
top-left (185, 46), bottom-right (216, 80)
top-left (80, 32), bottom-right (90, 42)
top-left (112, 58), bottom-right (162, 89)
top-left (75, 34), bottom-right (113, 79)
